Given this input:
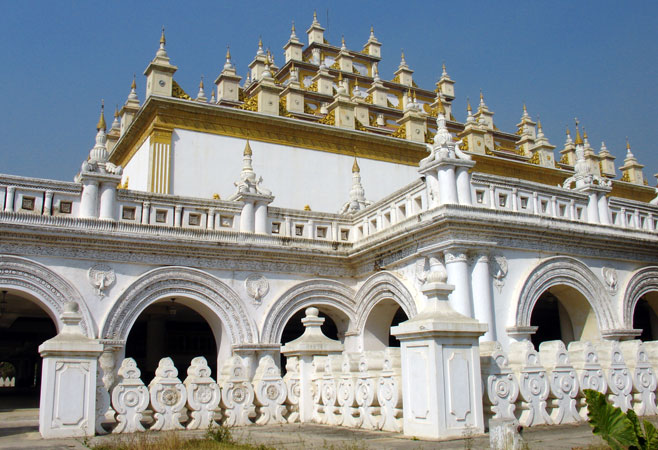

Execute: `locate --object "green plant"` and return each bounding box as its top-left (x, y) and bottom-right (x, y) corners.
top-left (206, 423), bottom-right (234, 444)
top-left (584, 388), bottom-right (658, 450)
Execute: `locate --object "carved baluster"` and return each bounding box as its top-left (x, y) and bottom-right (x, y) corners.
top-left (184, 356), bottom-right (221, 430)
top-left (252, 355), bottom-right (287, 424)
top-left (595, 341), bottom-right (633, 412)
top-left (480, 341), bottom-right (519, 423)
top-left (621, 340), bottom-right (658, 416)
top-left (568, 341), bottom-right (607, 419)
top-left (311, 355), bottom-right (326, 423)
top-left (508, 341), bottom-right (552, 427)
top-left (377, 348), bottom-right (403, 432)
top-left (320, 355), bottom-right (342, 425)
top-left (355, 351), bottom-right (384, 430)
top-left (539, 341), bottom-right (581, 424)
top-left (337, 352), bottom-right (361, 428)
top-left (148, 357), bottom-right (187, 430)
top-left (111, 358), bottom-right (150, 433)
top-left (219, 356), bottom-right (255, 426)
top-left (282, 356), bottom-right (300, 423)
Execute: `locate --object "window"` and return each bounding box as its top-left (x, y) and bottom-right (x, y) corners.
top-left (188, 213), bottom-right (201, 226)
top-left (122, 207), bottom-right (136, 220)
top-left (498, 194), bottom-right (507, 208)
top-left (316, 226), bottom-right (327, 238)
top-left (155, 209), bottom-right (167, 223)
top-left (558, 204), bottom-right (566, 217)
top-left (295, 224), bottom-right (304, 236)
top-left (21, 196), bottom-right (35, 211)
top-left (340, 228), bottom-right (350, 241)
top-left (59, 201), bottom-right (72, 214)
top-left (220, 216), bottom-right (233, 227)
top-left (520, 196), bottom-right (529, 209)
top-left (397, 204), bottom-right (407, 218)
top-left (540, 200), bottom-right (548, 214)
top-left (271, 222), bottom-right (280, 234)
top-left (476, 190), bottom-right (485, 204)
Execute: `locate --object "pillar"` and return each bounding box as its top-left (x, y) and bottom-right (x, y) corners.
top-left (4, 186), bottom-right (15, 211)
top-left (80, 180), bottom-right (99, 218)
top-left (207, 208), bottom-right (216, 230)
top-left (44, 190), bottom-right (54, 216)
top-left (598, 194), bottom-right (611, 225)
top-left (98, 182), bottom-right (117, 220)
top-left (39, 302), bottom-right (103, 438)
top-left (240, 202), bottom-right (254, 233)
top-left (141, 201), bottom-right (150, 224)
top-left (281, 307), bottom-right (343, 422)
top-left (444, 249), bottom-right (473, 317)
top-left (471, 254), bottom-right (496, 341)
top-left (254, 201), bottom-right (268, 235)
top-left (438, 166), bottom-right (458, 204)
top-left (425, 172), bottom-right (440, 209)
top-left (456, 166), bottom-right (473, 206)
top-left (392, 260), bottom-right (487, 439)
top-left (174, 205), bottom-right (182, 227)
top-left (587, 191), bottom-right (600, 224)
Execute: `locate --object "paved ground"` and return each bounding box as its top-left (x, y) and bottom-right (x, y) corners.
top-left (0, 408), bottom-right (613, 449)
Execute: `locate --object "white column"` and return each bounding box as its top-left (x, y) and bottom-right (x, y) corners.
top-left (43, 190), bottom-right (54, 216)
top-left (489, 184), bottom-right (496, 209)
top-left (4, 186), bottom-right (15, 212)
top-left (438, 166), bottom-right (458, 204)
top-left (425, 171), bottom-right (440, 208)
top-left (598, 194), bottom-right (611, 225)
top-left (174, 205), bottom-right (182, 227)
top-left (532, 192), bottom-right (539, 215)
top-left (240, 201), bottom-right (255, 233)
top-left (254, 201), bottom-right (268, 235)
top-left (207, 208), bottom-right (216, 230)
top-left (471, 254), bottom-right (496, 342)
top-left (511, 188), bottom-right (518, 212)
top-left (587, 192), bottom-right (600, 224)
top-left (80, 180), bottom-right (99, 218)
top-left (444, 250), bottom-right (473, 317)
top-left (98, 182), bottom-right (117, 220)
top-left (455, 167), bottom-right (472, 206)
top-left (141, 201), bottom-right (150, 224)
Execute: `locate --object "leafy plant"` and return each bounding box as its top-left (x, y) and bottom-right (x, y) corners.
top-left (584, 388), bottom-right (658, 450)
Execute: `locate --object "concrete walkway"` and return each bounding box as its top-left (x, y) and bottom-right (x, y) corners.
top-left (0, 408), bottom-right (612, 449)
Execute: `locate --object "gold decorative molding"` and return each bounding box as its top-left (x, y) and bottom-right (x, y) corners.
top-left (172, 80), bottom-right (191, 100)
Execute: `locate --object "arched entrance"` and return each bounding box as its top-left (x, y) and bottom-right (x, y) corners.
top-left (530, 286), bottom-right (600, 349)
top-left (363, 300), bottom-right (409, 350)
top-left (0, 289), bottom-right (57, 408)
top-left (632, 292), bottom-right (658, 341)
top-left (125, 298), bottom-right (219, 383)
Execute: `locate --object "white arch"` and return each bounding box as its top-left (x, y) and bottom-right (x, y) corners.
top-left (0, 254), bottom-right (95, 337)
top-left (622, 266), bottom-right (658, 328)
top-left (260, 279), bottom-right (356, 344)
top-left (354, 271), bottom-right (417, 335)
top-left (101, 266), bottom-right (257, 347)
top-left (510, 256), bottom-right (617, 336)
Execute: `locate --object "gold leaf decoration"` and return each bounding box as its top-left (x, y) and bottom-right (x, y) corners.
top-left (172, 80), bottom-right (191, 100)
top-left (319, 110), bottom-right (335, 125)
top-left (528, 152), bottom-right (540, 165)
top-left (240, 95), bottom-right (258, 111)
top-left (392, 125), bottom-right (406, 138)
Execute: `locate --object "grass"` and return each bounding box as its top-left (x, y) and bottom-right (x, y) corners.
top-left (86, 424), bottom-right (277, 450)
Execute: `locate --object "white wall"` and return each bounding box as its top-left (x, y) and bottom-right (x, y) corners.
top-left (169, 129), bottom-right (420, 212)
top-left (122, 137), bottom-right (150, 192)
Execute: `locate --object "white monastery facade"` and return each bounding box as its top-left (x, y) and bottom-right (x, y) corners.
top-left (2, 15), bottom-right (658, 443)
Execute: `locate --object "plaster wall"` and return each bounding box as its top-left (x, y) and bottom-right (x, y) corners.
top-left (122, 137), bottom-right (150, 192)
top-left (169, 130), bottom-right (420, 212)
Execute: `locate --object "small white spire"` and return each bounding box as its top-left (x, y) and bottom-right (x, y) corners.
top-left (341, 35), bottom-right (347, 51)
top-left (399, 50), bottom-right (408, 68)
top-left (290, 21), bottom-right (298, 40)
top-left (466, 98), bottom-right (475, 124)
top-left (196, 76), bottom-right (207, 102)
top-left (442, 62), bottom-right (448, 77)
top-left (626, 138), bottom-right (634, 158)
top-left (256, 37), bottom-right (265, 56)
top-left (373, 62), bottom-right (380, 82)
top-left (565, 126), bottom-right (573, 145)
top-left (156, 26), bottom-right (168, 58)
top-left (340, 157), bottom-right (371, 213)
top-left (223, 46), bottom-right (234, 71)
top-left (312, 10), bottom-right (320, 26)
top-left (210, 87), bottom-right (216, 104)
top-left (127, 74), bottom-right (139, 102)
top-left (89, 101), bottom-right (109, 164)
top-left (369, 25), bottom-right (376, 41)
top-left (111, 105), bottom-right (120, 130)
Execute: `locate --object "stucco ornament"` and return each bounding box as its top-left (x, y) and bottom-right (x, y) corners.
top-left (601, 267), bottom-right (618, 294)
top-left (252, 355), bottom-right (287, 425)
top-left (111, 358), bottom-right (150, 433)
top-left (219, 356), bottom-right (255, 426)
top-left (148, 357), bottom-right (187, 431)
top-left (184, 356), bottom-right (221, 430)
top-left (88, 264), bottom-right (115, 298)
top-left (245, 273), bottom-right (269, 303)
top-left (489, 255), bottom-right (508, 293)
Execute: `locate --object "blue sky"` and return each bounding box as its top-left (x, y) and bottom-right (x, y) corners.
top-left (1, 1), bottom-right (656, 185)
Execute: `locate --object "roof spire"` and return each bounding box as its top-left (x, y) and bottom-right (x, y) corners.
top-left (244, 140), bottom-right (253, 156)
top-left (290, 21), bottom-right (298, 40)
top-left (160, 26), bottom-right (166, 46)
top-left (626, 137), bottom-right (633, 157)
top-left (97, 100), bottom-right (106, 131)
top-left (111, 105), bottom-right (120, 130)
top-left (127, 74), bottom-right (139, 101)
top-left (352, 156), bottom-right (360, 173)
top-left (370, 25), bottom-right (375, 39)
top-left (224, 45), bottom-right (234, 71)
top-left (574, 118), bottom-right (583, 145)
top-left (442, 62), bottom-right (447, 77)
top-left (399, 49), bottom-right (407, 68)
top-left (156, 26), bottom-right (168, 58)
top-left (257, 36), bottom-right (264, 56)
top-left (313, 10), bottom-right (319, 25)
top-left (196, 75), bottom-right (207, 102)
top-left (341, 35), bottom-right (347, 50)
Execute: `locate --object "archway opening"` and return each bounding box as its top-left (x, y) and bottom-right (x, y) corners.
top-left (363, 299), bottom-right (409, 351)
top-left (530, 285), bottom-right (599, 349)
top-left (632, 292), bottom-right (658, 341)
top-left (125, 298), bottom-right (218, 384)
top-left (279, 306), bottom-right (347, 374)
top-left (0, 289), bottom-right (57, 409)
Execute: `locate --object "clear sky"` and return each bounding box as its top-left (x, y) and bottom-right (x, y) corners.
top-left (0, 1), bottom-right (656, 185)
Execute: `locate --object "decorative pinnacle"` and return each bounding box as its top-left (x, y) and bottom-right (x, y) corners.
top-left (160, 26), bottom-right (166, 46)
top-left (114, 105), bottom-right (119, 118)
top-left (626, 137), bottom-right (631, 150)
top-left (131, 74), bottom-right (136, 90)
top-left (523, 103), bottom-right (527, 115)
top-left (97, 100), bottom-right (106, 131)
top-left (466, 97), bottom-right (472, 113)
top-left (341, 35), bottom-right (346, 50)
top-left (442, 62), bottom-right (447, 76)
top-left (226, 46), bottom-right (231, 60)
top-left (313, 10), bottom-right (318, 23)
top-left (257, 37), bottom-right (264, 55)
top-left (352, 157), bottom-right (360, 173)
top-left (574, 118), bottom-right (583, 145)
top-left (199, 75), bottom-right (204, 89)
top-left (243, 140), bottom-right (253, 156)
top-left (400, 49), bottom-right (406, 66)
top-left (566, 126), bottom-right (571, 137)
top-left (370, 25), bottom-right (375, 38)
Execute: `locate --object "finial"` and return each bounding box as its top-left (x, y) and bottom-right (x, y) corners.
top-left (257, 36), bottom-right (264, 55)
top-left (97, 100), bottom-right (106, 131)
top-left (341, 35), bottom-right (346, 50)
top-left (523, 103), bottom-right (527, 115)
top-left (370, 25), bottom-right (375, 39)
top-left (400, 49), bottom-right (406, 66)
top-left (537, 118), bottom-right (543, 132)
top-left (583, 127), bottom-right (588, 140)
top-left (466, 97), bottom-right (472, 113)
top-left (160, 26), bottom-right (166, 46)
top-left (352, 157), bottom-right (360, 173)
top-left (442, 62), bottom-right (447, 76)
top-left (114, 105), bottom-right (119, 118)
top-left (574, 118), bottom-right (583, 145)
top-left (128, 74), bottom-right (138, 101)
top-left (111, 105), bottom-right (120, 129)
top-left (131, 74), bottom-right (136, 90)
top-left (479, 89), bottom-right (484, 103)
top-left (566, 126), bottom-right (571, 137)
top-left (312, 10), bottom-right (320, 25)
top-left (226, 46), bottom-right (231, 60)
top-left (244, 140), bottom-right (253, 156)
top-left (626, 137), bottom-right (631, 151)
top-left (199, 75), bottom-right (204, 89)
